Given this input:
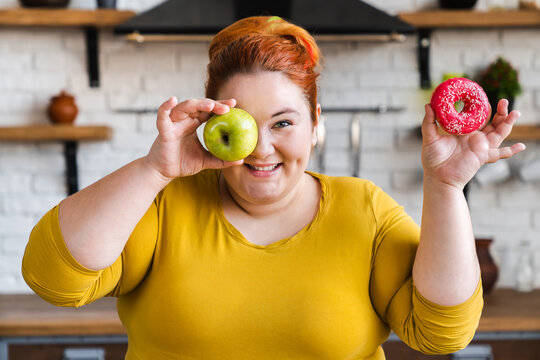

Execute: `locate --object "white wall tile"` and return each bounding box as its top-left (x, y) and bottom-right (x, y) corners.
top-left (1, 2), bottom-right (540, 293)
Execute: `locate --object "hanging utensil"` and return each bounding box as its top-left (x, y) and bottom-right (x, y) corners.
top-left (314, 115), bottom-right (326, 173)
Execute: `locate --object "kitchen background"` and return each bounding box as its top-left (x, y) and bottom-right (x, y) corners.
top-left (0, 0), bottom-right (539, 294)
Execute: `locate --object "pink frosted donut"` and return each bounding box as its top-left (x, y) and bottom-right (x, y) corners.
top-left (430, 77), bottom-right (490, 135)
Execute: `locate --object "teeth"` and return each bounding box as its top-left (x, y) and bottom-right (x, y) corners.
top-left (247, 164), bottom-right (278, 171)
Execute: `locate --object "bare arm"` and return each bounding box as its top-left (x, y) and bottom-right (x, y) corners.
top-left (413, 100), bottom-right (525, 305)
top-left (60, 97), bottom-right (241, 270)
top-left (59, 157), bottom-right (167, 270)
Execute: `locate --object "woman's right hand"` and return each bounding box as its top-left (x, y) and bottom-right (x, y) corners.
top-left (144, 97), bottom-right (243, 182)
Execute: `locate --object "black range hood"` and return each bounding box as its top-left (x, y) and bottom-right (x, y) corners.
top-left (114, 0), bottom-right (414, 42)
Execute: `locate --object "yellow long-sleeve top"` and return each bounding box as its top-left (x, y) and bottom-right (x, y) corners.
top-left (22, 170), bottom-right (483, 360)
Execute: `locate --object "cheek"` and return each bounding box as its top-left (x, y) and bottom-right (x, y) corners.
top-left (221, 166), bottom-right (243, 184)
top-left (282, 131), bottom-right (314, 162)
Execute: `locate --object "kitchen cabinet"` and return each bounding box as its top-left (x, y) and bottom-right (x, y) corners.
top-left (0, 294), bottom-right (126, 360)
top-left (0, 8), bottom-right (135, 87)
top-left (382, 339), bottom-right (540, 359)
top-left (1, 289), bottom-right (539, 359)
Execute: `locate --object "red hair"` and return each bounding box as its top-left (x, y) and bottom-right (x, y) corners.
top-left (205, 16), bottom-right (322, 121)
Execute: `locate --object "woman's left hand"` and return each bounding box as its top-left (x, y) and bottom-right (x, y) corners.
top-left (421, 99), bottom-right (526, 189)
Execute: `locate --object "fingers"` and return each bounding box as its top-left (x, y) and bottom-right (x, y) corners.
top-left (422, 104), bottom-right (440, 144)
top-left (219, 98), bottom-right (237, 108)
top-left (487, 142), bottom-right (526, 163)
top-left (155, 98), bottom-right (236, 136)
top-left (156, 96), bottom-right (178, 133)
top-left (197, 99), bottom-right (237, 123)
top-left (496, 98), bottom-right (509, 118)
top-left (169, 98), bottom-right (236, 123)
top-left (489, 99), bottom-right (509, 128)
top-left (487, 109), bottom-right (521, 146)
top-left (169, 98), bottom-right (219, 122)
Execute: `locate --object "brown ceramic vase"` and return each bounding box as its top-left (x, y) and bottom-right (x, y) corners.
top-left (47, 91), bottom-right (78, 125)
top-left (475, 238), bottom-right (499, 294)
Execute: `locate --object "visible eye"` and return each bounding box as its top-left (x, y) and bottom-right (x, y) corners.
top-left (272, 120), bottom-right (292, 128)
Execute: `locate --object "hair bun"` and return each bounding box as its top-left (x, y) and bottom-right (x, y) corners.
top-left (209, 16), bottom-right (320, 70)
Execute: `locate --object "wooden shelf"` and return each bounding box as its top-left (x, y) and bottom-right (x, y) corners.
top-left (0, 125), bottom-right (112, 142)
top-left (0, 125), bottom-right (113, 195)
top-left (398, 9), bottom-right (540, 28)
top-left (0, 9), bottom-right (135, 87)
top-left (507, 125), bottom-right (540, 141)
top-left (0, 8), bottom-right (135, 27)
top-left (398, 9), bottom-right (540, 89)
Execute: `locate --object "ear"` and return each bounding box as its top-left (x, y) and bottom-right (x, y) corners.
top-left (311, 104), bottom-right (322, 147)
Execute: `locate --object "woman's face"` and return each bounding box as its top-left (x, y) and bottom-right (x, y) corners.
top-left (216, 71), bottom-right (319, 205)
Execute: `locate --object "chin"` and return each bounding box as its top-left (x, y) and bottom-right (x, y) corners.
top-left (243, 187), bottom-right (285, 204)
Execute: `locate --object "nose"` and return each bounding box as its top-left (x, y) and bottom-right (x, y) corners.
top-left (249, 128), bottom-right (274, 159)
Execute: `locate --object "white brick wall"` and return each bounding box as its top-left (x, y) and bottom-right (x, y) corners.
top-left (1, 0), bottom-right (539, 292)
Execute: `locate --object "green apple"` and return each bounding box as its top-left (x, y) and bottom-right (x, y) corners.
top-left (203, 108), bottom-right (258, 162)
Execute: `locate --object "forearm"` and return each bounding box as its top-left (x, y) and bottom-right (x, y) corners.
top-left (59, 156), bottom-right (170, 270)
top-left (412, 176), bottom-right (481, 306)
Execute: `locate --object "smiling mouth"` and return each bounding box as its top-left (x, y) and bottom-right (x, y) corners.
top-left (244, 164), bottom-right (281, 171)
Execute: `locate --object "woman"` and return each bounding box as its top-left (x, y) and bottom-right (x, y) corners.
top-left (22, 16), bottom-right (525, 359)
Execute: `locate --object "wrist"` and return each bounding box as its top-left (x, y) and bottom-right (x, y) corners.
top-left (140, 156), bottom-right (174, 191)
top-left (423, 174), bottom-right (465, 195)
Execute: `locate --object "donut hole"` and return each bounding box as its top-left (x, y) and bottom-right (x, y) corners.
top-left (454, 100), bottom-right (465, 113)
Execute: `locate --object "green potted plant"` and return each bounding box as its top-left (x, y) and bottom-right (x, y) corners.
top-left (477, 57), bottom-right (522, 116)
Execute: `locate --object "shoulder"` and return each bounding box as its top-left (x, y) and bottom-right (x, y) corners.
top-left (155, 170), bottom-right (220, 210)
top-left (309, 171), bottom-right (380, 201)
top-left (310, 172), bottom-right (403, 220)
top-left (162, 169), bottom-right (218, 195)
top-left (172, 169), bottom-right (219, 188)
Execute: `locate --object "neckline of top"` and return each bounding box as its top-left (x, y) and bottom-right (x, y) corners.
top-left (212, 170), bottom-right (328, 250)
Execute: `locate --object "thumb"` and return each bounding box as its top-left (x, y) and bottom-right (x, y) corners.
top-left (203, 155), bottom-right (244, 170)
top-left (422, 103), bottom-right (441, 143)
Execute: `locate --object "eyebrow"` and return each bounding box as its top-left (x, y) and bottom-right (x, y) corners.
top-left (272, 108), bottom-right (300, 118)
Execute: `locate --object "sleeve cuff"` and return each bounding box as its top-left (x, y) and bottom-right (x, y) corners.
top-left (412, 278), bottom-right (484, 317)
top-left (22, 205), bottom-right (104, 307)
top-left (387, 278), bottom-right (484, 355)
top-left (49, 205), bottom-right (103, 276)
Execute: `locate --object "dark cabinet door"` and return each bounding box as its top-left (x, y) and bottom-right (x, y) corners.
top-left (8, 343), bottom-right (128, 360)
top-left (382, 339), bottom-right (540, 360)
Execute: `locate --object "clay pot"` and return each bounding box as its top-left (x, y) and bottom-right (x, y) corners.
top-left (475, 238), bottom-right (499, 294)
top-left (47, 91), bottom-right (78, 125)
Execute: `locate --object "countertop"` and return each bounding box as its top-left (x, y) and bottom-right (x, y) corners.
top-left (1, 289), bottom-right (539, 336)
top-left (0, 295), bottom-right (123, 336)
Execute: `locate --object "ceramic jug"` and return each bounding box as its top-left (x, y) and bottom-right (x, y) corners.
top-left (47, 91), bottom-right (78, 125)
top-left (475, 238), bottom-right (499, 294)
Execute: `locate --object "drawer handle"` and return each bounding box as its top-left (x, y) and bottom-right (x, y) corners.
top-left (63, 347), bottom-right (105, 360)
